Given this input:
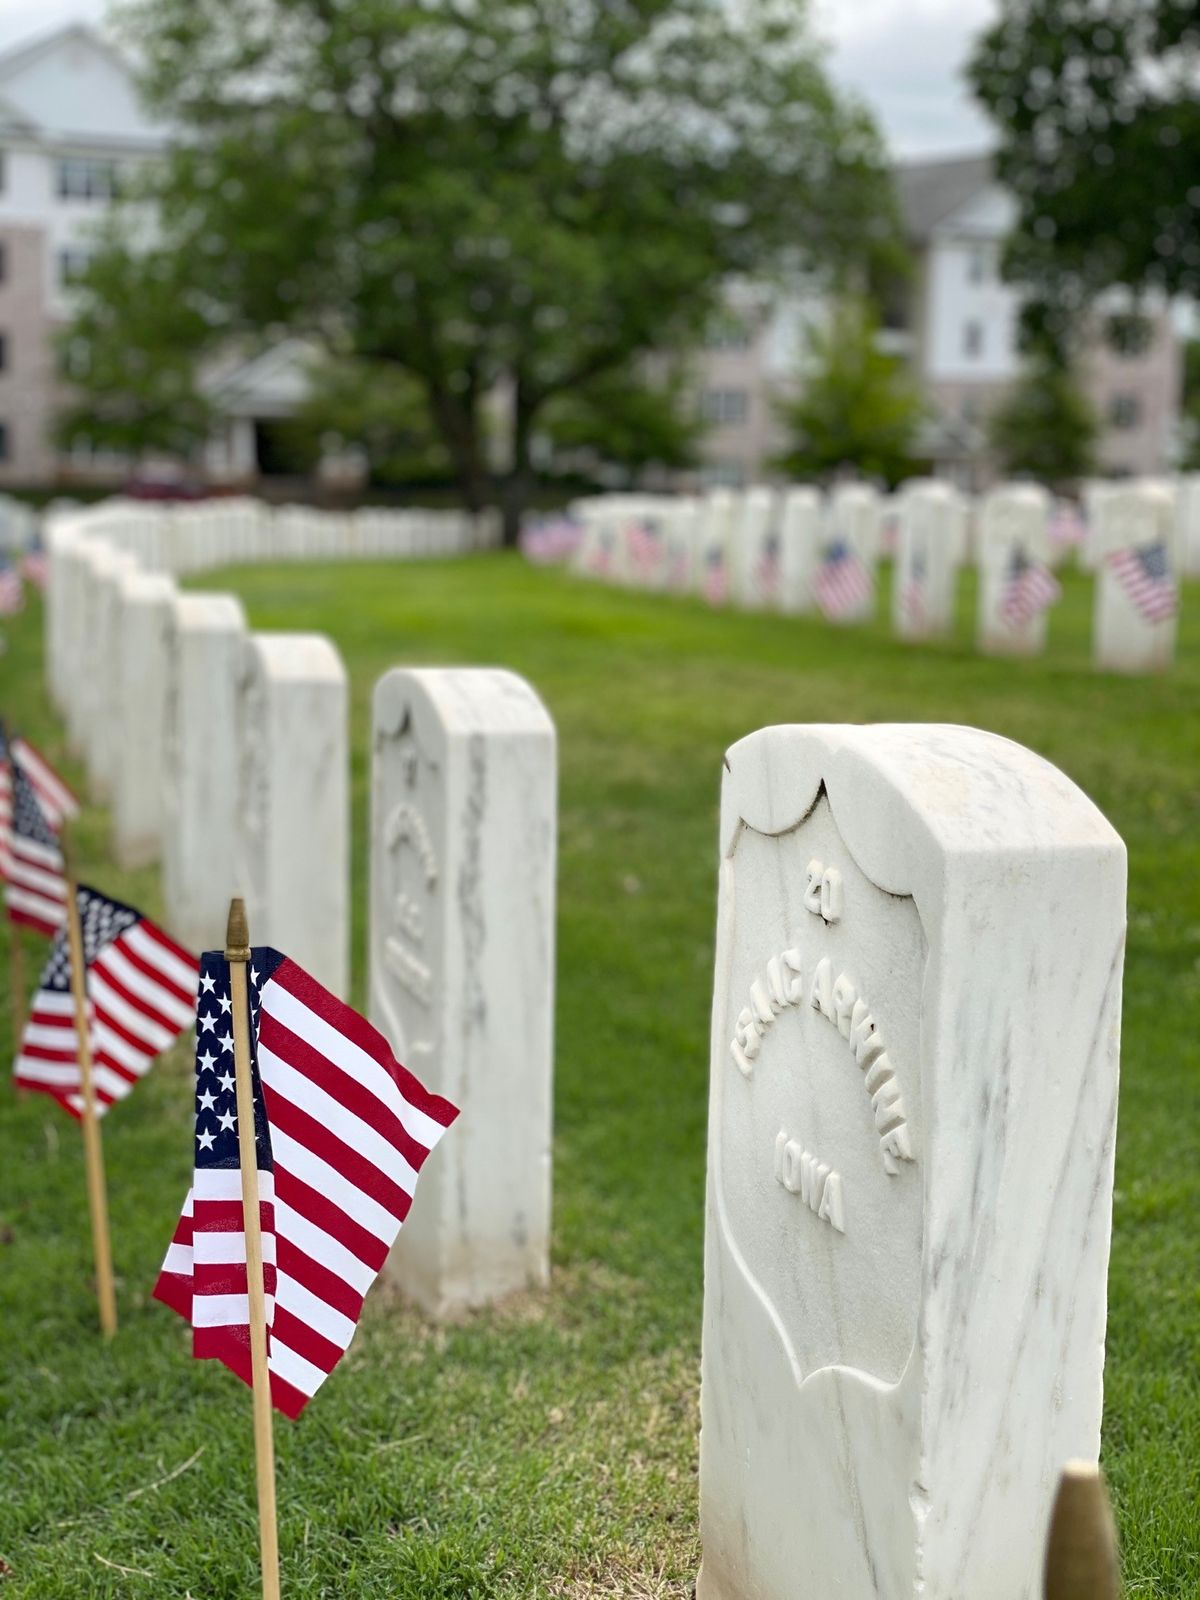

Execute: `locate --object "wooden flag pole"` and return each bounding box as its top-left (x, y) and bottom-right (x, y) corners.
top-left (226, 897), bottom-right (281, 1600)
top-left (1044, 1460), bottom-right (1120, 1600)
top-left (63, 855), bottom-right (117, 1338)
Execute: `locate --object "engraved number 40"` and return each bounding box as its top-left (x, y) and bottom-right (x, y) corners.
top-left (804, 859), bottom-right (843, 923)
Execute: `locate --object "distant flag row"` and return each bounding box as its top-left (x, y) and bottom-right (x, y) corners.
top-left (520, 512), bottom-right (583, 566)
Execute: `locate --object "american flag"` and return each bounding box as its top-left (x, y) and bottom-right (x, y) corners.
top-left (702, 545), bottom-right (728, 607)
top-left (811, 539), bottom-right (872, 621)
top-left (520, 513), bottom-right (583, 565)
top-left (3, 761), bottom-right (68, 936)
top-left (154, 947), bottom-right (459, 1419)
top-left (20, 548), bottom-right (49, 592)
top-left (0, 725), bottom-right (79, 883)
top-left (1000, 547), bottom-right (1061, 629)
top-left (900, 551), bottom-right (928, 630)
top-left (625, 517), bottom-right (663, 582)
top-left (0, 555), bottom-right (22, 616)
top-left (1107, 541), bottom-right (1178, 623)
top-left (14, 884), bottom-right (197, 1117)
top-left (753, 533), bottom-right (782, 603)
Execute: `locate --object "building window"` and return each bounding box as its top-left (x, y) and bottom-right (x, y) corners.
top-left (963, 320), bottom-right (984, 359)
top-left (1109, 393), bottom-right (1141, 430)
top-left (0, 243), bottom-right (6, 284)
top-left (967, 246), bottom-right (990, 285)
top-left (58, 157), bottom-right (118, 201)
top-left (0, 333), bottom-right (8, 372)
top-left (1106, 313), bottom-right (1153, 359)
top-left (58, 248), bottom-right (93, 287)
top-left (701, 388), bottom-right (749, 427)
top-left (0, 422), bottom-right (9, 460)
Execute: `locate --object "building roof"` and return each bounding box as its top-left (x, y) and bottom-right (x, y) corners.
top-left (0, 21), bottom-right (167, 150)
top-left (895, 153), bottom-right (995, 242)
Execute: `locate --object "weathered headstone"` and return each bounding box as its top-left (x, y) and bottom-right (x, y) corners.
top-left (89, 548), bottom-right (141, 800)
top-left (778, 486), bottom-right (822, 615)
top-left (112, 570), bottom-right (177, 869)
top-left (977, 484), bottom-right (1057, 656)
top-left (1174, 472), bottom-right (1200, 580)
top-left (695, 490), bottom-right (734, 606)
top-left (730, 488), bottom-right (783, 611)
top-left (699, 722), bottom-right (1125, 1600)
top-left (1092, 482), bottom-right (1179, 673)
top-left (830, 483), bottom-right (884, 567)
top-left (236, 633), bottom-right (349, 996)
top-left (893, 482), bottom-right (959, 640)
top-left (162, 593), bottom-right (248, 952)
top-left (370, 667), bottom-right (557, 1315)
top-left (662, 498), bottom-right (701, 594)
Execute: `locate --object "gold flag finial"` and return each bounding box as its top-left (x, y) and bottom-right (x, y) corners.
top-left (225, 897), bottom-right (250, 962)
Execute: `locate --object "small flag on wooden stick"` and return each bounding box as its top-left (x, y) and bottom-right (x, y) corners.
top-left (13, 883), bottom-right (197, 1116)
top-left (155, 900), bottom-right (458, 1600)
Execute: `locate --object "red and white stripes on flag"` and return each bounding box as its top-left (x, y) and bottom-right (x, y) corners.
top-left (811, 539), bottom-right (872, 621)
top-left (1000, 550), bottom-right (1061, 629)
top-left (14, 883), bottom-right (198, 1116)
top-left (0, 730), bottom-right (79, 882)
top-left (4, 762), bottom-right (68, 936)
top-left (1107, 541), bottom-right (1178, 623)
top-left (155, 946), bottom-right (459, 1419)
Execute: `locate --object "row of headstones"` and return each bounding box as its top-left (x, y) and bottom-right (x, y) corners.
top-left (53, 494), bottom-right (500, 576)
top-left (0, 493), bottom-right (39, 551)
top-left (570, 477), bottom-right (1191, 672)
top-left (43, 516), bottom-right (1125, 1596)
top-left (43, 512), bottom-right (556, 1322)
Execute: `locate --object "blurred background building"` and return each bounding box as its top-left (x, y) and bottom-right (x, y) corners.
top-left (0, 21), bottom-right (1187, 495)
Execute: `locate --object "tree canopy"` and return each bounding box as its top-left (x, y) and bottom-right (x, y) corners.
top-left (774, 297), bottom-right (925, 487)
top-left (969, 0), bottom-right (1200, 355)
top-left (987, 354), bottom-right (1098, 487)
top-left (67, 0), bottom-right (897, 536)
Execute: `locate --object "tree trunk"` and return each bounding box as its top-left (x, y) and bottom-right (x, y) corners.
top-left (498, 385), bottom-right (536, 549)
top-left (427, 383), bottom-right (489, 518)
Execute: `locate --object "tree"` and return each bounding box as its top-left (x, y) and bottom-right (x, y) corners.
top-left (295, 358), bottom-right (454, 487)
top-left (774, 297), bottom-right (925, 486)
top-left (988, 356), bottom-right (1098, 487)
top-left (56, 221), bottom-right (214, 458)
top-left (541, 364), bottom-right (702, 480)
top-left (72, 0), bottom-right (897, 541)
top-left (968, 1), bottom-right (1200, 356)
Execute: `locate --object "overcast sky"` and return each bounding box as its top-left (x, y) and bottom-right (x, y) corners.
top-left (0, 0), bottom-right (999, 159)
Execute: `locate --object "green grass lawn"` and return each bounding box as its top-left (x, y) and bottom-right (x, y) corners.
top-left (1, 556), bottom-right (1197, 1598)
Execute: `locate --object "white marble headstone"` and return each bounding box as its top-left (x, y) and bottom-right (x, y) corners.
top-left (1092, 482), bottom-right (1180, 673)
top-left (730, 488), bottom-right (782, 611)
top-left (161, 593), bottom-right (248, 952)
top-left (977, 484), bottom-right (1055, 656)
top-left (777, 487), bottom-right (822, 614)
top-left (662, 499), bottom-right (701, 594)
top-left (830, 483), bottom-right (884, 567)
top-left (699, 722), bottom-right (1124, 1600)
top-left (112, 570), bottom-right (177, 869)
top-left (695, 490), bottom-right (734, 605)
top-left (892, 483), bottom-right (959, 640)
top-left (1177, 472), bottom-right (1200, 579)
top-left (370, 667), bottom-right (557, 1316)
top-left (235, 633), bottom-right (349, 996)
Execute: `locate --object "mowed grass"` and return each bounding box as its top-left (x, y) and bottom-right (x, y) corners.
top-left (1, 554), bottom-right (1198, 1598)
